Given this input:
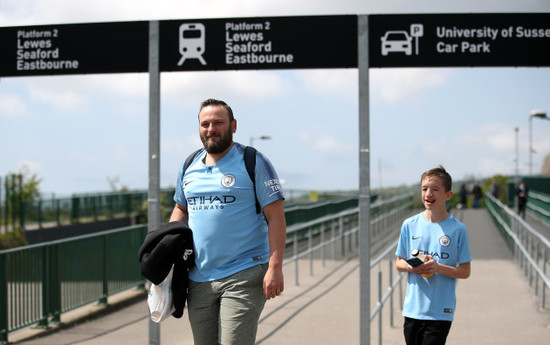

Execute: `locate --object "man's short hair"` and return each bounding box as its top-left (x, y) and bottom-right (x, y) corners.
top-left (199, 98), bottom-right (234, 121)
top-left (421, 166), bottom-right (452, 192)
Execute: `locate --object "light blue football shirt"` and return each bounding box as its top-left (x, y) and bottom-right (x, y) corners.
top-left (395, 212), bottom-right (472, 321)
top-left (174, 142), bottom-right (284, 282)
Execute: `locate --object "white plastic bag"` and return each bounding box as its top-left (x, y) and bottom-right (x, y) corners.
top-left (147, 267), bottom-right (174, 322)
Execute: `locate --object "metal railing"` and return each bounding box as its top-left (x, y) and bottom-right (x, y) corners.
top-left (0, 192), bottom-right (414, 344)
top-left (528, 191), bottom-right (550, 227)
top-left (0, 225), bottom-right (147, 344)
top-left (486, 192), bottom-right (550, 311)
top-left (282, 192), bottom-right (413, 345)
top-left (283, 193), bottom-right (413, 284)
top-left (370, 241), bottom-right (405, 345)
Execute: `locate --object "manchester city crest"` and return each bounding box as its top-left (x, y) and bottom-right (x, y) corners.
top-left (221, 174), bottom-right (236, 187)
top-left (439, 235), bottom-right (451, 247)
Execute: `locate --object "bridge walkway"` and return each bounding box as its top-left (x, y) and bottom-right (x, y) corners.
top-left (12, 209), bottom-right (550, 344)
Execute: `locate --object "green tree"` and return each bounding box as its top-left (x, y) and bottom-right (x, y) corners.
top-left (1, 165), bottom-right (41, 248)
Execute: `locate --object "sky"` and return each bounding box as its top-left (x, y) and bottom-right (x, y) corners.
top-left (1, 0), bottom-right (550, 197)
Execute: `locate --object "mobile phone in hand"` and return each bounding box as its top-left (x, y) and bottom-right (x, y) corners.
top-left (406, 257), bottom-right (424, 267)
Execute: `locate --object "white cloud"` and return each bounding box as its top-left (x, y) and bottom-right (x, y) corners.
top-left (28, 82), bottom-right (88, 112)
top-left (457, 123), bottom-right (528, 153)
top-left (161, 71), bottom-right (291, 106)
top-left (20, 74), bottom-right (146, 113)
top-left (296, 69), bottom-right (357, 98)
top-left (87, 74), bottom-right (148, 98)
top-left (0, 94), bottom-right (27, 118)
top-left (371, 68), bottom-right (450, 103)
top-left (298, 129), bottom-right (352, 154)
top-left (312, 133), bottom-right (353, 154)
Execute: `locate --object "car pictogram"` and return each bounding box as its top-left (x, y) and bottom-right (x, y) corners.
top-left (380, 30), bottom-right (413, 56)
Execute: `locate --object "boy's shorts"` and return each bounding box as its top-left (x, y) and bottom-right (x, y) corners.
top-left (403, 317), bottom-right (452, 345)
top-left (187, 264), bottom-right (268, 345)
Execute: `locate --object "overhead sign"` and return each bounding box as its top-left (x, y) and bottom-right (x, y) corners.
top-left (369, 13), bottom-right (550, 67)
top-left (0, 21), bottom-right (149, 77)
top-left (2, 13), bottom-right (549, 77)
top-left (159, 15), bottom-right (358, 71)
top-left (0, 16), bottom-right (357, 77)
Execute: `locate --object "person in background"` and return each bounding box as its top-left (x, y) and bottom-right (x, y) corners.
top-left (170, 98), bottom-right (286, 345)
top-left (471, 181), bottom-right (482, 209)
top-left (516, 179), bottom-right (528, 219)
top-left (489, 178), bottom-right (500, 199)
top-left (458, 184), bottom-right (468, 209)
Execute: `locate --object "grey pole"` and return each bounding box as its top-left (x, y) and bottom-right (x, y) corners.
top-left (148, 20), bottom-right (161, 345)
top-left (358, 15), bottom-right (371, 345)
top-left (515, 127), bottom-right (519, 183)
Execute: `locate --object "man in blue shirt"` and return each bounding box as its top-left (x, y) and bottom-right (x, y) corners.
top-left (395, 166), bottom-right (472, 345)
top-left (170, 99), bottom-right (286, 345)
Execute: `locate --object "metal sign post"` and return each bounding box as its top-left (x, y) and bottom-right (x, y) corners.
top-left (147, 20), bottom-right (161, 345)
top-left (357, 15), bottom-right (371, 345)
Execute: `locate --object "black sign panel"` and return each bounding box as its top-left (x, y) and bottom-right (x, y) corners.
top-left (369, 13), bottom-right (550, 67)
top-left (159, 15), bottom-right (358, 71)
top-left (0, 21), bottom-right (149, 77)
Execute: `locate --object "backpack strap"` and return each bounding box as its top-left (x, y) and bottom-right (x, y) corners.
top-left (244, 146), bottom-right (261, 214)
top-left (182, 148), bottom-right (204, 173)
top-left (182, 146), bottom-right (260, 214)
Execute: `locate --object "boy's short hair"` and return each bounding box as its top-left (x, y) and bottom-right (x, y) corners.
top-left (421, 166), bottom-right (452, 192)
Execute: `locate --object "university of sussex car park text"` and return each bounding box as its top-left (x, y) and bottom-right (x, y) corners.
top-left (436, 25), bottom-right (550, 54)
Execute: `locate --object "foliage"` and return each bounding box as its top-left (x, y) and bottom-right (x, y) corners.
top-left (13, 165), bottom-right (42, 202)
top-left (107, 175), bottom-right (129, 192)
top-left (481, 174), bottom-right (509, 204)
top-left (0, 229), bottom-right (28, 250)
top-left (1, 165), bottom-right (42, 243)
top-left (542, 153), bottom-right (550, 175)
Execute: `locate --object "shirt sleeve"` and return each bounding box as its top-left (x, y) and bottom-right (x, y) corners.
top-left (254, 150), bottom-right (284, 208)
top-left (173, 162), bottom-right (187, 208)
top-left (395, 221), bottom-right (409, 259)
top-left (457, 226), bottom-right (473, 264)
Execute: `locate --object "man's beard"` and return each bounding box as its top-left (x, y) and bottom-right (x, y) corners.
top-left (200, 127), bottom-right (233, 154)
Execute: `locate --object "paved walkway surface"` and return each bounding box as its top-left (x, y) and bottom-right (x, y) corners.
top-left (10, 209), bottom-right (550, 344)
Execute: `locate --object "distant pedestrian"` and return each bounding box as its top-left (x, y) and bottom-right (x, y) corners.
top-left (472, 181), bottom-right (482, 209)
top-left (489, 178), bottom-right (500, 199)
top-left (459, 184), bottom-right (468, 209)
top-left (395, 166), bottom-right (472, 345)
top-left (516, 180), bottom-right (528, 219)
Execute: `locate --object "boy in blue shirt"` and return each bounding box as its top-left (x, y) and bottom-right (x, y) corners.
top-left (395, 166), bottom-right (472, 345)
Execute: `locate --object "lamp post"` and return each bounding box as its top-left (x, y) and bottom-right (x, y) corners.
top-left (515, 127), bottom-right (519, 183)
top-left (249, 135), bottom-right (271, 147)
top-left (529, 109), bottom-right (548, 175)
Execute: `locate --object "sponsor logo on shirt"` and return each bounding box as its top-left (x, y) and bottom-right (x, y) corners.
top-left (186, 195), bottom-right (236, 211)
top-left (418, 249), bottom-right (451, 261)
top-left (264, 178), bottom-right (282, 194)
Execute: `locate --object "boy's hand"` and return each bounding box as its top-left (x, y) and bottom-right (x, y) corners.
top-left (409, 255), bottom-right (439, 276)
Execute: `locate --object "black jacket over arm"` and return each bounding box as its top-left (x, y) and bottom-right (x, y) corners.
top-left (138, 221), bottom-right (194, 318)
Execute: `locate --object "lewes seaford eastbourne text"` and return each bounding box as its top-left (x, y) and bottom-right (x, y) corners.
top-left (16, 29), bottom-right (79, 71)
top-left (225, 21), bottom-right (294, 65)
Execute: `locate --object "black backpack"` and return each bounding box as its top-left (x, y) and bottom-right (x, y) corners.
top-left (182, 146), bottom-right (261, 214)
